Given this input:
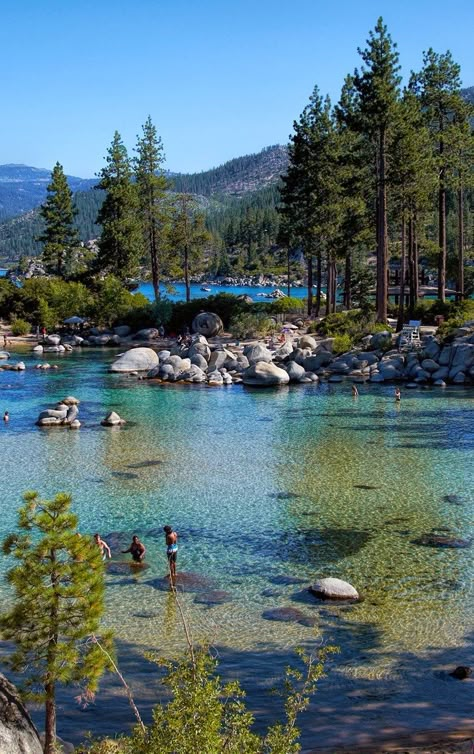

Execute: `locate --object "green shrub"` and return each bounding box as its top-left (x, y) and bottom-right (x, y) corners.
top-left (229, 312), bottom-right (275, 339)
top-left (10, 317), bottom-right (31, 336)
top-left (332, 334), bottom-right (353, 354)
top-left (267, 296), bottom-right (305, 314)
top-left (436, 299), bottom-right (474, 341)
top-left (82, 643), bottom-right (336, 754)
top-left (169, 293), bottom-right (251, 333)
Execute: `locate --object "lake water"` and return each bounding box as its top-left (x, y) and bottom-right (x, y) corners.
top-left (0, 348), bottom-right (473, 750)
top-left (138, 280), bottom-right (308, 303)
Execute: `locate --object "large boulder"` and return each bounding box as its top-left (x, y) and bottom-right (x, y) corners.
top-left (303, 352), bottom-right (332, 372)
top-left (110, 347), bottom-right (159, 373)
top-left (190, 354), bottom-right (208, 371)
top-left (243, 343), bottom-right (273, 365)
top-left (45, 334), bottom-right (61, 346)
top-left (208, 348), bottom-right (235, 371)
top-left (135, 328), bottom-right (159, 340)
top-left (0, 673), bottom-right (43, 754)
top-left (242, 362), bottom-right (290, 386)
top-left (298, 334), bottom-right (317, 350)
top-left (285, 361), bottom-right (306, 382)
top-left (188, 341), bottom-right (211, 361)
top-left (180, 365), bottom-right (207, 383)
top-left (192, 312), bottom-right (224, 337)
top-left (113, 325), bottom-right (131, 337)
top-left (309, 577), bottom-right (359, 601)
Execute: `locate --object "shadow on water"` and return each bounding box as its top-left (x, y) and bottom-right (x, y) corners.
top-left (2, 626), bottom-right (472, 752)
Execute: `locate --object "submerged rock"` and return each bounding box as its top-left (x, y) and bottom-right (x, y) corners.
top-left (309, 577), bottom-right (359, 601)
top-left (262, 607), bottom-right (307, 622)
top-left (194, 590), bottom-right (232, 606)
top-left (412, 534), bottom-right (471, 549)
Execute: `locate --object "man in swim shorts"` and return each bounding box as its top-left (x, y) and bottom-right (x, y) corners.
top-left (94, 533), bottom-right (111, 561)
top-left (122, 535), bottom-right (146, 563)
top-left (163, 525), bottom-right (178, 579)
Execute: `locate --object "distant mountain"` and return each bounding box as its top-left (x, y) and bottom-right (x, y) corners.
top-left (0, 145), bottom-right (288, 261)
top-left (172, 145), bottom-right (288, 197)
top-left (0, 164), bottom-right (97, 222)
top-left (461, 86), bottom-right (474, 105)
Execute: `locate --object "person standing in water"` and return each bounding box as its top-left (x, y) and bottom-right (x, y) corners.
top-left (122, 535), bottom-right (146, 563)
top-left (351, 384), bottom-right (359, 397)
top-left (163, 525), bottom-right (178, 579)
top-left (395, 387), bottom-right (401, 402)
top-left (94, 533), bottom-right (111, 561)
top-left (3, 411), bottom-right (9, 422)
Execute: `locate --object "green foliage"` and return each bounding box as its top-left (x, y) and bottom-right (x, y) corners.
top-left (169, 293), bottom-right (251, 333)
top-left (90, 277), bottom-right (150, 328)
top-left (318, 310), bottom-right (371, 338)
top-left (332, 333), bottom-right (353, 354)
top-left (96, 132), bottom-right (142, 282)
top-left (436, 299), bottom-right (474, 340)
top-left (10, 317), bottom-right (31, 336)
top-left (134, 116), bottom-right (170, 300)
top-left (168, 194), bottom-right (211, 302)
top-left (229, 312), bottom-right (275, 339)
top-left (38, 162), bottom-right (79, 276)
top-left (1, 491), bottom-right (113, 754)
top-left (83, 643), bottom-right (336, 754)
top-left (267, 296), bottom-right (304, 313)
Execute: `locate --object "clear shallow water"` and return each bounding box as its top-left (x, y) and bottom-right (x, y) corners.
top-left (0, 348), bottom-right (473, 748)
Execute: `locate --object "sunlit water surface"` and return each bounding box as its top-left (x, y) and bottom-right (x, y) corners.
top-left (0, 348), bottom-right (472, 749)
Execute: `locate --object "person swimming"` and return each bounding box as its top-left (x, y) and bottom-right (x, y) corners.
top-left (94, 533), bottom-right (111, 561)
top-left (122, 535), bottom-right (146, 563)
top-left (163, 525), bottom-right (178, 579)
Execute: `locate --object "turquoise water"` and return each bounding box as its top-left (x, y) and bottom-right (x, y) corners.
top-left (0, 348), bottom-right (473, 747)
top-left (137, 280), bottom-right (309, 302)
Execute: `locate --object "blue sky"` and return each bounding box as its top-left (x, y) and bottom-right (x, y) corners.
top-left (1, 0), bottom-right (473, 177)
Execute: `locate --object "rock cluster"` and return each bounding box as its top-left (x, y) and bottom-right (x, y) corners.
top-left (35, 398), bottom-right (80, 428)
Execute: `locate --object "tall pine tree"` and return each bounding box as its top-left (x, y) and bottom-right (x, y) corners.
top-left (39, 162), bottom-right (79, 277)
top-left (96, 132), bottom-right (142, 282)
top-left (134, 116), bottom-right (170, 301)
top-left (169, 194), bottom-right (210, 302)
top-left (353, 17), bottom-right (401, 323)
top-left (410, 49), bottom-right (467, 301)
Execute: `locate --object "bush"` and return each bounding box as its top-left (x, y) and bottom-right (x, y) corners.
top-left (229, 312), bottom-right (275, 339)
top-left (10, 317), bottom-right (31, 336)
top-left (436, 299), bottom-right (474, 341)
top-left (82, 642), bottom-right (336, 754)
top-left (332, 334), bottom-right (353, 354)
top-left (267, 296), bottom-right (305, 314)
top-left (168, 293), bottom-right (251, 333)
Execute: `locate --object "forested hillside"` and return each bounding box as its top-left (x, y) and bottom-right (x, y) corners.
top-left (172, 145), bottom-right (288, 196)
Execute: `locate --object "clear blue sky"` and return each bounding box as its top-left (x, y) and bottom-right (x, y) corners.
top-left (1, 0), bottom-right (473, 177)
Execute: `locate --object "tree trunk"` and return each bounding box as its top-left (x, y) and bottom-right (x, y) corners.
top-left (306, 254), bottom-right (313, 317)
top-left (438, 120), bottom-right (446, 301)
top-left (184, 244), bottom-right (190, 303)
top-left (457, 183), bottom-right (464, 300)
top-left (344, 249), bottom-right (351, 310)
top-left (332, 260), bottom-right (337, 314)
top-left (413, 215), bottom-right (419, 304)
top-left (44, 682), bottom-right (56, 754)
top-left (376, 128), bottom-right (388, 323)
top-left (315, 250), bottom-right (321, 317)
top-left (397, 217), bottom-right (406, 331)
top-left (408, 216), bottom-right (415, 315)
top-left (287, 247), bottom-right (291, 298)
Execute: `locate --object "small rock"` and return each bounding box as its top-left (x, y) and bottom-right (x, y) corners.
top-left (309, 577), bottom-right (359, 601)
top-left (101, 411), bottom-right (126, 426)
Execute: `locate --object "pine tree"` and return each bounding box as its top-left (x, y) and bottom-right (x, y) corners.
top-left (410, 49), bottom-right (467, 301)
top-left (134, 116), bottom-right (170, 301)
top-left (389, 90), bottom-right (437, 325)
top-left (169, 194), bottom-right (210, 302)
top-left (96, 132), bottom-right (142, 282)
top-left (1, 491), bottom-right (113, 754)
top-left (279, 88), bottom-right (342, 316)
top-left (39, 162), bottom-right (79, 277)
top-left (353, 17), bottom-right (401, 322)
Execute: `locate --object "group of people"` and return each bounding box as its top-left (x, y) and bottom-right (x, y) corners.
top-left (94, 526), bottom-right (178, 578)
